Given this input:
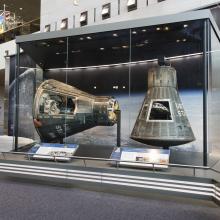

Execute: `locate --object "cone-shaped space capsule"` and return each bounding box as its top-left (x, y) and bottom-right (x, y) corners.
top-left (130, 65), bottom-right (195, 147)
top-left (33, 79), bottom-right (119, 142)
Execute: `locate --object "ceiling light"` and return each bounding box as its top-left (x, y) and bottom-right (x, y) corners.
top-left (72, 50), bottom-right (81, 53)
top-left (73, 0), bottom-right (79, 6)
top-left (164, 26), bottom-right (169, 31)
top-left (113, 33), bottom-right (118, 37)
top-left (80, 14), bottom-right (87, 22)
top-left (60, 18), bottom-right (68, 30)
top-left (58, 39), bottom-right (65, 43)
top-left (156, 27), bottom-right (161, 31)
top-left (144, 40), bottom-right (149, 44)
top-left (176, 39), bottom-right (180, 43)
top-left (80, 11), bottom-right (88, 26)
top-left (132, 31), bottom-right (137, 34)
top-left (136, 43), bottom-right (144, 47)
top-left (142, 29), bottom-right (146, 32)
top-left (102, 4), bottom-right (110, 16)
top-left (79, 37), bottom-right (84, 40)
top-left (122, 45), bottom-right (129, 49)
top-left (86, 36), bottom-right (92, 40)
top-left (56, 52), bottom-right (60, 55)
top-left (183, 24), bottom-right (188, 28)
top-left (183, 38), bottom-right (187, 42)
top-left (100, 48), bottom-right (105, 50)
top-left (19, 8), bottom-right (23, 10)
top-left (112, 46), bottom-right (120, 50)
top-left (94, 86), bottom-right (97, 89)
top-left (123, 86), bottom-right (126, 89)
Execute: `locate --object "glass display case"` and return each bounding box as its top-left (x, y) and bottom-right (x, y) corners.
top-left (9, 10), bottom-right (220, 168)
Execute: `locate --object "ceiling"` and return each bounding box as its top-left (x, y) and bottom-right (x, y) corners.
top-left (0, 0), bottom-right (40, 22)
top-left (19, 20), bottom-right (203, 69)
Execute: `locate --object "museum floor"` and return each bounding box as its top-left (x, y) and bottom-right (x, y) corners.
top-left (0, 176), bottom-right (219, 220)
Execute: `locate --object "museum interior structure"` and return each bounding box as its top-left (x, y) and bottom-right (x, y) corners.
top-left (1, 1), bottom-right (220, 219)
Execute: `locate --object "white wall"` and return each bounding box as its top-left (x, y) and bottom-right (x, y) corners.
top-left (40, 0), bottom-right (220, 31)
top-left (0, 40), bottom-right (16, 70)
top-left (0, 86), bottom-right (4, 134)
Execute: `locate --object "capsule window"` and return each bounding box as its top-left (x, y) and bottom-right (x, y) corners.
top-left (148, 100), bottom-right (172, 121)
top-left (38, 92), bottom-right (76, 115)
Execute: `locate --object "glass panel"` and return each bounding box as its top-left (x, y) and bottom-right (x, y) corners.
top-left (130, 20), bottom-right (204, 165)
top-left (11, 37), bottom-right (68, 148)
top-left (43, 30), bottom-right (130, 150)
top-left (9, 54), bottom-right (43, 149)
top-left (207, 23), bottom-right (220, 167)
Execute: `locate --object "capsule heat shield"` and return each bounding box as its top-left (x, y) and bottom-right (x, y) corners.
top-left (130, 66), bottom-right (195, 147)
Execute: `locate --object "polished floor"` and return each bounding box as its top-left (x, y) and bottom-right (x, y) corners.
top-left (0, 177), bottom-right (219, 220)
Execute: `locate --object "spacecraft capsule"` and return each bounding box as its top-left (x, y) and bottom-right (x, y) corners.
top-left (33, 79), bottom-right (119, 142)
top-left (130, 65), bottom-right (195, 147)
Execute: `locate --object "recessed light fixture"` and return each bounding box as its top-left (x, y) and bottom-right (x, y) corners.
top-left (19, 7), bottom-right (23, 10)
top-left (164, 26), bottom-right (169, 31)
top-left (183, 38), bottom-right (187, 42)
top-left (44, 24), bottom-right (50, 32)
top-left (58, 39), bottom-right (65, 43)
top-left (127, 0), bottom-right (137, 12)
top-left (113, 33), bottom-right (118, 37)
top-left (79, 37), bottom-right (84, 40)
top-left (80, 11), bottom-right (88, 26)
top-left (72, 50), bottom-right (81, 53)
top-left (102, 3), bottom-right (111, 20)
top-left (122, 45), bottom-right (129, 49)
top-left (100, 48), bottom-right (105, 51)
top-left (176, 39), bottom-right (180, 43)
top-left (156, 27), bottom-right (161, 31)
top-left (123, 86), bottom-right (126, 89)
top-left (136, 43), bottom-right (144, 47)
top-left (60, 18), bottom-right (68, 30)
top-left (40, 42), bottom-right (47, 46)
top-left (86, 36), bottom-right (92, 40)
top-left (183, 24), bottom-right (188, 28)
top-left (94, 86), bottom-right (97, 89)
top-left (142, 29), bottom-right (146, 32)
top-left (132, 31), bottom-right (137, 34)
top-left (56, 52), bottom-right (60, 55)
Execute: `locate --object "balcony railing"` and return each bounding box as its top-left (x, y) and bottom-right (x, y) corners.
top-left (0, 18), bottom-right (40, 44)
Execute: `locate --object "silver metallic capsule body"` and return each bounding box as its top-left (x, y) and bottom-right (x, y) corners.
top-left (33, 79), bottom-right (119, 142)
top-left (131, 66), bottom-right (195, 147)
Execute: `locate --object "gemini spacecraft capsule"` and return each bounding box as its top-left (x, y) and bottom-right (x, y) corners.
top-left (33, 79), bottom-right (119, 142)
top-left (130, 65), bottom-right (195, 147)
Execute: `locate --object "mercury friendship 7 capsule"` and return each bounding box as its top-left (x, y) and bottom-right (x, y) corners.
top-left (130, 65), bottom-right (195, 147)
top-left (33, 79), bottom-right (119, 142)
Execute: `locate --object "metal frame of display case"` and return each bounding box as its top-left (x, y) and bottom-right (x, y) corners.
top-left (14, 9), bottom-right (220, 167)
